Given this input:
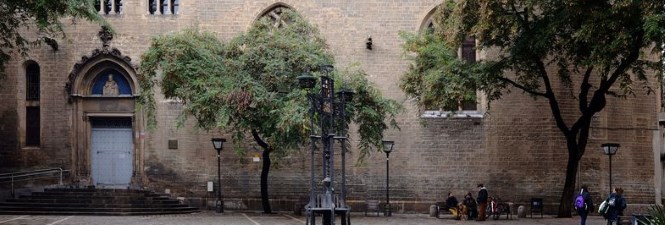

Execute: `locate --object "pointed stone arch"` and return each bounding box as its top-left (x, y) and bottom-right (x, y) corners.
top-left (418, 6), bottom-right (438, 33)
top-left (66, 47), bottom-right (138, 102)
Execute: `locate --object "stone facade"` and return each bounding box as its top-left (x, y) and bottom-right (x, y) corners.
top-left (0, 0), bottom-right (661, 214)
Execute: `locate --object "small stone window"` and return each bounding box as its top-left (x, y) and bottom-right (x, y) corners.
top-left (148, 0), bottom-right (179, 15)
top-left (95, 0), bottom-right (123, 15)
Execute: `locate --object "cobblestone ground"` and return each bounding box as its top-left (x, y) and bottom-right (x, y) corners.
top-left (0, 212), bottom-right (615, 225)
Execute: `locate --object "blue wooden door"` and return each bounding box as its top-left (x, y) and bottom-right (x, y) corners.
top-left (91, 120), bottom-right (133, 187)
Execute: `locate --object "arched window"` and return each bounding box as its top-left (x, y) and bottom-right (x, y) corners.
top-left (421, 8), bottom-right (479, 115)
top-left (25, 61), bottom-right (40, 146)
top-left (460, 37), bottom-right (477, 111)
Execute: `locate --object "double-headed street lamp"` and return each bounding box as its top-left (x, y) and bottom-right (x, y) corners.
top-left (211, 138), bottom-right (226, 213)
top-left (297, 65), bottom-right (354, 225)
top-left (382, 140), bottom-right (394, 217)
top-left (601, 143), bottom-right (620, 194)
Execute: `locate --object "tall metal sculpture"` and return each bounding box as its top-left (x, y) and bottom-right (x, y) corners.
top-left (297, 65), bottom-right (353, 225)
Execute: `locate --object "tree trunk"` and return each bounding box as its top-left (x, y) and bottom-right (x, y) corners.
top-left (252, 128), bottom-right (273, 214)
top-left (261, 148), bottom-right (272, 213)
top-left (557, 138), bottom-right (580, 217)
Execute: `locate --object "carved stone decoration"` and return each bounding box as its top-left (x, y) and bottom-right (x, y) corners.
top-left (103, 74), bottom-right (119, 96)
top-left (65, 47), bottom-right (136, 103)
top-left (98, 26), bottom-right (113, 48)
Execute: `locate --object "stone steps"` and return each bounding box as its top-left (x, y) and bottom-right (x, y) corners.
top-left (0, 187), bottom-right (199, 215)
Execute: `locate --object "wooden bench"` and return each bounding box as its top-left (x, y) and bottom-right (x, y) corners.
top-left (306, 194), bottom-right (351, 225)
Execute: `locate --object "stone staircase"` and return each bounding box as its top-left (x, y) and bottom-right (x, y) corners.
top-left (0, 187), bottom-right (199, 215)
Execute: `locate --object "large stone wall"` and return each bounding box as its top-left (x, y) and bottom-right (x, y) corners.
top-left (0, 0), bottom-right (659, 214)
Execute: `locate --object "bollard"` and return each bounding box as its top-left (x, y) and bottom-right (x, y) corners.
top-left (517, 205), bottom-right (526, 218)
top-left (429, 205), bottom-right (438, 217)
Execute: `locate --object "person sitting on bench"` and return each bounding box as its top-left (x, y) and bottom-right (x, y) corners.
top-left (445, 192), bottom-right (460, 219)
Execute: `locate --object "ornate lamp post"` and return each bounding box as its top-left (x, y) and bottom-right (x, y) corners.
top-left (601, 143), bottom-right (620, 194)
top-left (382, 140), bottom-right (394, 217)
top-left (297, 65), bottom-right (354, 225)
top-left (211, 138), bottom-right (226, 213)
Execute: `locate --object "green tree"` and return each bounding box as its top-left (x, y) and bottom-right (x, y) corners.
top-left (138, 9), bottom-right (401, 213)
top-left (400, 0), bottom-right (663, 217)
top-left (0, 0), bottom-right (105, 78)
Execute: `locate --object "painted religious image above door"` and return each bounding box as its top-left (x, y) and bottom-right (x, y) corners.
top-left (91, 117), bottom-right (133, 188)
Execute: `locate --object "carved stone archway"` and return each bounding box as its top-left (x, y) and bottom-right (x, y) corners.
top-left (66, 26), bottom-right (144, 187)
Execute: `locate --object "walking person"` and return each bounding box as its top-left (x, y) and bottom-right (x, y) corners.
top-left (605, 187), bottom-right (627, 225)
top-left (575, 185), bottom-right (594, 225)
top-left (477, 184), bottom-right (488, 221)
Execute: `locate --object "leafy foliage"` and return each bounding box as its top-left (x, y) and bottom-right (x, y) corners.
top-left (139, 10), bottom-right (402, 213)
top-left (639, 205), bottom-right (665, 225)
top-left (139, 8), bottom-right (402, 160)
top-left (400, 0), bottom-right (663, 217)
top-left (0, 0), bottom-right (105, 79)
top-left (399, 31), bottom-right (490, 112)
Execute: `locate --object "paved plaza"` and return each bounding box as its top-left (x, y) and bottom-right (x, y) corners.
top-left (0, 212), bottom-right (617, 225)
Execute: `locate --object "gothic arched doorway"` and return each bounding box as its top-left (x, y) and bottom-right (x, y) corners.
top-left (66, 46), bottom-right (143, 188)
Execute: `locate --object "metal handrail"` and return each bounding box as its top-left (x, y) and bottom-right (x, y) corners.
top-left (0, 168), bottom-right (66, 198)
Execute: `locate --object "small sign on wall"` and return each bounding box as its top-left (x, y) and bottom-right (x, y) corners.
top-left (253, 153), bottom-right (260, 162)
top-left (168, 140), bottom-right (178, 149)
top-left (207, 181), bottom-right (213, 192)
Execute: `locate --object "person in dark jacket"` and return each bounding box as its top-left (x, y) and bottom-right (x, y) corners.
top-left (477, 184), bottom-right (488, 221)
top-left (575, 185), bottom-right (595, 225)
top-left (445, 192), bottom-right (460, 219)
top-left (463, 192), bottom-right (478, 220)
top-left (606, 187), bottom-right (627, 225)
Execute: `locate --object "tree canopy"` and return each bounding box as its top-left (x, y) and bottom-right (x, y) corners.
top-left (138, 9), bottom-right (401, 213)
top-left (0, 0), bottom-right (105, 79)
top-left (400, 0), bottom-right (663, 217)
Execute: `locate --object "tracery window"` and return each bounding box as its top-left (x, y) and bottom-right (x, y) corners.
top-left (261, 5), bottom-right (289, 28)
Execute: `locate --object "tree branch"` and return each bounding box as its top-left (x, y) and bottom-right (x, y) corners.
top-left (497, 76), bottom-right (547, 97)
top-left (535, 58), bottom-right (570, 135)
top-left (599, 30), bottom-right (644, 94)
top-left (252, 128), bottom-right (271, 152)
top-left (578, 66), bottom-right (594, 112)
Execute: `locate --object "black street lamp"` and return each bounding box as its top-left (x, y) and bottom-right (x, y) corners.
top-left (382, 140), bottom-right (394, 217)
top-left (298, 65), bottom-right (354, 225)
top-left (211, 138), bottom-right (226, 213)
top-left (601, 143), bottom-right (620, 194)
